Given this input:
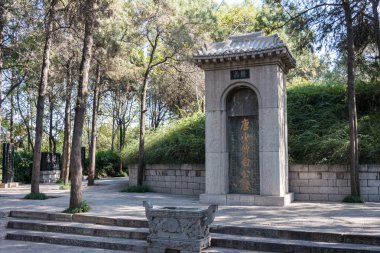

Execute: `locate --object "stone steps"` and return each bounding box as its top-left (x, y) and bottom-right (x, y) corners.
top-left (211, 225), bottom-right (380, 246)
top-left (7, 220), bottom-right (148, 240)
top-left (211, 233), bottom-right (380, 253)
top-left (5, 210), bottom-right (380, 253)
top-left (6, 230), bottom-right (148, 252)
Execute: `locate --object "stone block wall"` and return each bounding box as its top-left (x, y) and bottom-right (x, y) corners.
top-left (128, 164), bottom-right (205, 195)
top-left (290, 164), bottom-right (380, 202)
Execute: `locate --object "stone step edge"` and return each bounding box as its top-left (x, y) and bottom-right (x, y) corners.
top-left (211, 233), bottom-right (380, 253)
top-left (9, 210), bottom-right (148, 228)
top-left (6, 230), bottom-right (148, 253)
top-left (211, 225), bottom-right (380, 246)
top-left (7, 220), bottom-right (148, 240)
top-left (10, 210), bottom-right (380, 247)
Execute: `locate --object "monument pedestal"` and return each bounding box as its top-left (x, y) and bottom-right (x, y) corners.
top-left (0, 182), bottom-right (19, 188)
top-left (200, 193), bottom-right (294, 206)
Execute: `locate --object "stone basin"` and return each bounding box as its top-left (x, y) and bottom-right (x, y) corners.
top-left (143, 201), bottom-right (218, 253)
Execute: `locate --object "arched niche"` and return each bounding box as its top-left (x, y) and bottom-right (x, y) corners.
top-left (226, 87), bottom-right (260, 194)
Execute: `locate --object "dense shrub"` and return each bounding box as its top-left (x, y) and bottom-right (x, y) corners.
top-left (14, 151), bottom-right (33, 183)
top-left (95, 150), bottom-right (122, 178)
top-left (124, 112), bottom-right (205, 164)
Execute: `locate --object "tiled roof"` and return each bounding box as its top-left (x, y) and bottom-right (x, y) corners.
top-left (193, 31), bottom-right (296, 70)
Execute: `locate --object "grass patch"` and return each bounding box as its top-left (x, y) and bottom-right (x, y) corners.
top-left (124, 112), bottom-right (205, 164)
top-left (342, 195), bottom-right (364, 203)
top-left (24, 193), bottom-right (48, 200)
top-left (56, 179), bottom-right (64, 184)
top-left (59, 184), bottom-right (70, 190)
top-left (121, 185), bottom-right (150, 193)
top-left (63, 201), bottom-right (91, 213)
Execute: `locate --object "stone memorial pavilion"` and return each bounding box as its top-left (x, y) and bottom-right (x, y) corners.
top-left (194, 31), bottom-right (296, 206)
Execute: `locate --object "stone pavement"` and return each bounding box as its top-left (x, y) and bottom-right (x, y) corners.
top-left (1, 177), bottom-right (380, 252)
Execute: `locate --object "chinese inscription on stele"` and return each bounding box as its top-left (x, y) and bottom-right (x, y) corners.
top-left (240, 118), bottom-right (252, 193)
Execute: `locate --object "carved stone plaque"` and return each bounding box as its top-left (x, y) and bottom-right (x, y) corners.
top-left (227, 88), bottom-right (259, 194)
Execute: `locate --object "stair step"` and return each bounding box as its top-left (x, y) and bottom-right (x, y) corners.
top-left (7, 220), bottom-right (148, 240)
top-left (203, 247), bottom-right (275, 253)
top-left (211, 225), bottom-right (380, 246)
top-left (211, 233), bottom-right (380, 253)
top-left (6, 230), bottom-right (148, 252)
top-left (9, 210), bottom-right (148, 228)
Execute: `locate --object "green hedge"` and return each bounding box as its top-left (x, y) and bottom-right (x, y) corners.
top-left (124, 82), bottom-right (380, 165)
top-left (124, 113), bottom-right (205, 164)
top-left (14, 151), bottom-right (33, 183)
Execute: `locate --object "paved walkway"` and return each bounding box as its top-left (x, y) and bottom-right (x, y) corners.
top-left (1, 177), bottom-right (380, 252)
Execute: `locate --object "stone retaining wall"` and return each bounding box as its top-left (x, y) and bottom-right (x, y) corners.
top-left (129, 163), bottom-right (380, 201)
top-left (128, 164), bottom-right (205, 195)
top-left (289, 164), bottom-right (380, 202)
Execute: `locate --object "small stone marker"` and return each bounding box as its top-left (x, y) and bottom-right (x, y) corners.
top-left (143, 201), bottom-right (218, 253)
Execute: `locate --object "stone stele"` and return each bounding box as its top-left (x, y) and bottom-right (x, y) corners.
top-left (193, 31), bottom-right (296, 206)
top-left (143, 201), bottom-right (218, 253)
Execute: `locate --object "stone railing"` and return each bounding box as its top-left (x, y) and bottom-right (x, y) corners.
top-left (289, 164), bottom-right (380, 202)
top-left (128, 164), bottom-right (205, 195)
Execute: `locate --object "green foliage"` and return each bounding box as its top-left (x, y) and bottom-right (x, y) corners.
top-left (288, 81), bottom-right (380, 164)
top-left (342, 195), bottom-right (364, 203)
top-left (124, 112), bottom-right (205, 164)
top-left (24, 193), bottom-right (48, 200)
top-left (14, 151), bottom-right (33, 183)
top-left (121, 185), bottom-right (149, 193)
top-left (56, 179), bottom-right (64, 184)
top-left (95, 150), bottom-right (122, 178)
top-left (59, 184), bottom-right (70, 190)
top-left (63, 201), bottom-right (91, 214)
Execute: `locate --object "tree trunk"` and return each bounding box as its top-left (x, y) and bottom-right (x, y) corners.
top-left (118, 121), bottom-right (123, 174)
top-left (16, 90), bottom-right (34, 151)
top-left (10, 91), bottom-right (14, 143)
top-left (49, 100), bottom-right (54, 170)
top-left (31, 0), bottom-right (58, 194)
top-left (370, 0), bottom-right (380, 59)
top-left (88, 62), bottom-right (100, 186)
top-left (62, 58), bottom-right (73, 184)
top-left (343, 0), bottom-right (360, 197)
top-left (69, 0), bottom-right (95, 209)
top-left (0, 1), bottom-right (5, 145)
top-left (137, 79), bottom-right (148, 186)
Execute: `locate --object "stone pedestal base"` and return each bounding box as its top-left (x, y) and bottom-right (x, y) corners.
top-left (199, 193), bottom-right (294, 206)
top-left (147, 237), bottom-right (210, 253)
top-left (40, 170), bottom-right (61, 183)
top-left (0, 182), bottom-right (19, 188)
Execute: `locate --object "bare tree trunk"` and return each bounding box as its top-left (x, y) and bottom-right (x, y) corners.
top-left (69, 0), bottom-right (95, 209)
top-left (370, 0), bottom-right (380, 59)
top-left (88, 62), bottom-right (100, 186)
top-left (137, 33), bottom-right (160, 186)
top-left (0, 1), bottom-right (5, 143)
top-left (62, 59), bottom-right (73, 184)
top-left (16, 90), bottom-right (34, 151)
top-left (10, 91), bottom-right (14, 143)
top-left (31, 0), bottom-right (58, 194)
top-left (343, 0), bottom-right (360, 197)
top-left (118, 121), bottom-right (123, 174)
top-left (111, 111), bottom-right (115, 152)
top-left (49, 100), bottom-right (54, 170)
top-left (137, 78), bottom-right (148, 186)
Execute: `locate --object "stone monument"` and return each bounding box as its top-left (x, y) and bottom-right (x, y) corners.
top-left (2, 143), bottom-right (14, 183)
top-left (143, 201), bottom-right (218, 253)
top-left (193, 31), bottom-right (296, 206)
